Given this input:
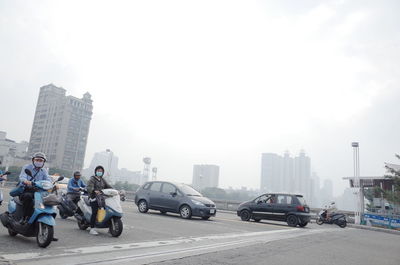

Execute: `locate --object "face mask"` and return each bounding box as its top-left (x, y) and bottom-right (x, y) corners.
top-left (34, 161), bottom-right (44, 168)
top-left (96, 171), bottom-right (103, 177)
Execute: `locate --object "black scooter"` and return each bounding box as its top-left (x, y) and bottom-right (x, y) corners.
top-left (57, 188), bottom-right (86, 219)
top-left (316, 209), bottom-right (347, 228)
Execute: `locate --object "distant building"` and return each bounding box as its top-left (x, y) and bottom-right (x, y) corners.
top-left (84, 150), bottom-right (119, 181)
top-left (192, 164), bottom-right (219, 191)
top-left (27, 84), bottom-right (93, 172)
top-left (0, 131), bottom-right (29, 167)
top-left (260, 153), bottom-right (282, 192)
top-left (260, 150), bottom-right (314, 202)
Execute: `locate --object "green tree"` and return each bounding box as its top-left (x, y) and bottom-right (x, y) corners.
top-left (384, 154), bottom-right (400, 205)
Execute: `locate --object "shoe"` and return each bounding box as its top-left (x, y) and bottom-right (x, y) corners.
top-left (89, 228), bottom-right (99, 235)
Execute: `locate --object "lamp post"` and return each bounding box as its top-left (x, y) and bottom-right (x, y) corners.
top-left (351, 142), bottom-right (362, 224)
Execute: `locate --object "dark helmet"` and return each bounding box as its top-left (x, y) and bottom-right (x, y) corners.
top-left (32, 152), bottom-right (47, 162)
top-left (73, 171), bottom-right (81, 177)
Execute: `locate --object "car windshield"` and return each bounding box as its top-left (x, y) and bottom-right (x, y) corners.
top-left (178, 184), bottom-right (202, 197)
top-left (296, 196), bottom-right (307, 205)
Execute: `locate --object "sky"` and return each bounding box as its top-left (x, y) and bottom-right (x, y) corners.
top-left (1, 0), bottom-right (399, 196)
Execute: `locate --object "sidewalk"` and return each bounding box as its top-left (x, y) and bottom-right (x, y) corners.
top-left (348, 223), bottom-right (400, 235)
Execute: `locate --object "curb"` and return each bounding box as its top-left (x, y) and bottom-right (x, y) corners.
top-left (348, 224), bottom-right (400, 235)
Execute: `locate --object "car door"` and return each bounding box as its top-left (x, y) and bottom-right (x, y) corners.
top-left (274, 195), bottom-right (293, 221)
top-left (159, 183), bottom-right (180, 212)
top-left (148, 182), bottom-right (163, 208)
top-left (251, 194), bottom-right (275, 220)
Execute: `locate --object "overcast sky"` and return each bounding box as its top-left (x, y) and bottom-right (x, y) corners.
top-left (1, 0), bottom-right (399, 195)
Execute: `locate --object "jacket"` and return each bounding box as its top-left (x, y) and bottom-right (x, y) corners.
top-left (86, 175), bottom-right (112, 198)
top-left (67, 178), bottom-right (86, 194)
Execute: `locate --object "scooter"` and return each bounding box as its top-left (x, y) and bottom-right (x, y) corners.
top-left (316, 209), bottom-right (347, 228)
top-left (75, 188), bottom-right (123, 237)
top-left (0, 171), bottom-right (11, 205)
top-left (119, 190), bottom-right (126, 201)
top-left (0, 169), bottom-right (63, 247)
top-left (57, 188), bottom-right (86, 219)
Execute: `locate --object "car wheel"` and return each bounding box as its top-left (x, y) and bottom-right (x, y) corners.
top-left (202, 216), bottom-right (210, 220)
top-left (299, 221), bottom-right (308, 227)
top-left (253, 218), bottom-right (261, 222)
top-left (138, 200), bottom-right (149, 213)
top-left (286, 215), bottom-right (299, 227)
top-left (180, 205), bottom-right (192, 219)
top-left (240, 210), bottom-right (251, 221)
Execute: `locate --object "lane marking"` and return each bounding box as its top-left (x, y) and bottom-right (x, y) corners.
top-left (2, 228), bottom-right (310, 261)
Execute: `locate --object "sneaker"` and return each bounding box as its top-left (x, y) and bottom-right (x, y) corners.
top-left (89, 228), bottom-right (99, 235)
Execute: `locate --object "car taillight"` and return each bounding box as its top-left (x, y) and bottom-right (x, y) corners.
top-left (296, 205), bottom-right (305, 212)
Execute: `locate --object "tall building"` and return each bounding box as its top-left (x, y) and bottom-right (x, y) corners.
top-left (294, 150), bottom-right (311, 197)
top-left (192, 164), bottom-right (219, 191)
top-left (260, 153), bottom-right (282, 192)
top-left (85, 149), bottom-right (119, 181)
top-left (28, 84), bottom-right (93, 172)
top-left (282, 151), bottom-right (294, 192)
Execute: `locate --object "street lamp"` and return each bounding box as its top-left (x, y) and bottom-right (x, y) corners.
top-left (351, 142), bottom-right (362, 225)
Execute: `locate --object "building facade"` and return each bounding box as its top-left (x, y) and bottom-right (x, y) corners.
top-left (192, 164), bottom-right (220, 191)
top-left (0, 131), bottom-right (29, 168)
top-left (27, 84), bottom-right (93, 172)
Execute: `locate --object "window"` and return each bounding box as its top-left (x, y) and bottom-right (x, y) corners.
top-left (142, 183), bottom-right (151, 190)
top-left (149, 182), bottom-right (162, 192)
top-left (276, 195), bottom-right (292, 204)
top-left (161, 183), bottom-right (176, 194)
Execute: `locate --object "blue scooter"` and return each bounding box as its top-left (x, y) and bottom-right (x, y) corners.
top-left (0, 169), bottom-right (63, 247)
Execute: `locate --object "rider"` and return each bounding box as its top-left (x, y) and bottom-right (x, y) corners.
top-left (325, 201), bottom-right (337, 220)
top-left (67, 171), bottom-right (86, 205)
top-left (19, 152), bottom-right (51, 222)
top-left (86, 165), bottom-right (112, 235)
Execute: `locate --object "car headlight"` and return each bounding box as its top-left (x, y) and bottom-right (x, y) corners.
top-left (191, 199), bottom-right (205, 206)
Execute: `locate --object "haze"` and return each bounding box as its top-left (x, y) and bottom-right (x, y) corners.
top-left (1, 0), bottom-right (399, 195)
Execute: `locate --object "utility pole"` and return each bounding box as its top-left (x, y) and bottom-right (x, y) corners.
top-left (352, 142), bottom-right (362, 225)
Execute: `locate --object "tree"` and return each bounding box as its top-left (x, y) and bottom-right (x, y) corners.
top-left (384, 154), bottom-right (400, 205)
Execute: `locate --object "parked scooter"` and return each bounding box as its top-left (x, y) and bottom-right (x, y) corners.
top-left (119, 189), bottom-right (126, 201)
top-left (0, 169), bottom-right (63, 247)
top-left (316, 209), bottom-right (347, 228)
top-left (58, 188), bottom-right (86, 219)
top-left (0, 171), bottom-right (11, 205)
top-left (75, 188), bottom-right (123, 237)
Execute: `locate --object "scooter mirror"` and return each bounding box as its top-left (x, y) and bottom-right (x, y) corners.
top-left (57, 176), bottom-right (64, 182)
top-left (24, 169), bottom-right (33, 177)
top-left (4, 171), bottom-right (11, 175)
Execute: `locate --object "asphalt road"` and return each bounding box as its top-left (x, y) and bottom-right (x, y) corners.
top-left (0, 190), bottom-right (398, 265)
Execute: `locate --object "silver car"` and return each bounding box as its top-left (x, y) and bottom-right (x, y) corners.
top-left (134, 181), bottom-right (217, 220)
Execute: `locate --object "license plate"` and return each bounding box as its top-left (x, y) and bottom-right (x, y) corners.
top-left (210, 209), bottom-right (215, 214)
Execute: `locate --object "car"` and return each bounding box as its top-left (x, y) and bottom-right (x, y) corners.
top-left (134, 181), bottom-right (217, 220)
top-left (237, 193), bottom-right (311, 227)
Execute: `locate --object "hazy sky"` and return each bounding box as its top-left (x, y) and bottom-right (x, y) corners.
top-left (1, 0), bottom-right (399, 195)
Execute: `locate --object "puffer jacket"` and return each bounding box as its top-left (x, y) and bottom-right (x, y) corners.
top-left (86, 166), bottom-right (112, 198)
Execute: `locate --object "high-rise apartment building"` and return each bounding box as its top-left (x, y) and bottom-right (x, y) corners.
top-left (260, 153), bottom-right (282, 192)
top-left (28, 84), bottom-right (93, 172)
top-left (192, 164), bottom-right (219, 191)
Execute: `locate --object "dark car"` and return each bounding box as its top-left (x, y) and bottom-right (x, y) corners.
top-left (134, 181), bottom-right (217, 220)
top-left (237, 193), bottom-right (311, 227)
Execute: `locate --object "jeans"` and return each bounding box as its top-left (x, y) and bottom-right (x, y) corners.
top-left (90, 200), bottom-right (99, 228)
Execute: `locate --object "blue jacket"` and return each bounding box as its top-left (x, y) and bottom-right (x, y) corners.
top-left (19, 164), bottom-right (51, 184)
top-left (67, 178), bottom-right (86, 194)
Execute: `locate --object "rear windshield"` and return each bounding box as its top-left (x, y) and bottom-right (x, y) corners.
top-left (296, 196), bottom-right (307, 205)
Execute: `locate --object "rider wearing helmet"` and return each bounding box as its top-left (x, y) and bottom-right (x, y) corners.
top-left (67, 171), bottom-right (86, 204)
top-left (325, 201), bottom-right (337, 220)
top-left (19, 152), bottom-right (51, 221)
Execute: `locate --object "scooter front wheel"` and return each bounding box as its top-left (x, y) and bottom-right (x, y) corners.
top-left (8, 228), bottom-right (17, 237)
top-left (109, 217), bottom-right (123, 237)
top-left (37, 223), bottom-right (54, 248)
top-left (316, 218), bottom-right (324, 225)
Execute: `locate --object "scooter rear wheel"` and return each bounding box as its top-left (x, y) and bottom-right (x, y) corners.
top-left (8, 228), bottom-right (17, 237)
top-left (37, 223), bottom-right (54, 248)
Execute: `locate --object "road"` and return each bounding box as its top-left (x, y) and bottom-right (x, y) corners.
top-left (0, 194), bottom-right (398, 265)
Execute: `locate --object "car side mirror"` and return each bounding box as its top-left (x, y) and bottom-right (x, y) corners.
top-left (170, 192), bottom-right (177, 197)
top-left (24, 169), bottom-right (33, 177)
top-left (257, 200), bottom-right (263, 204)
